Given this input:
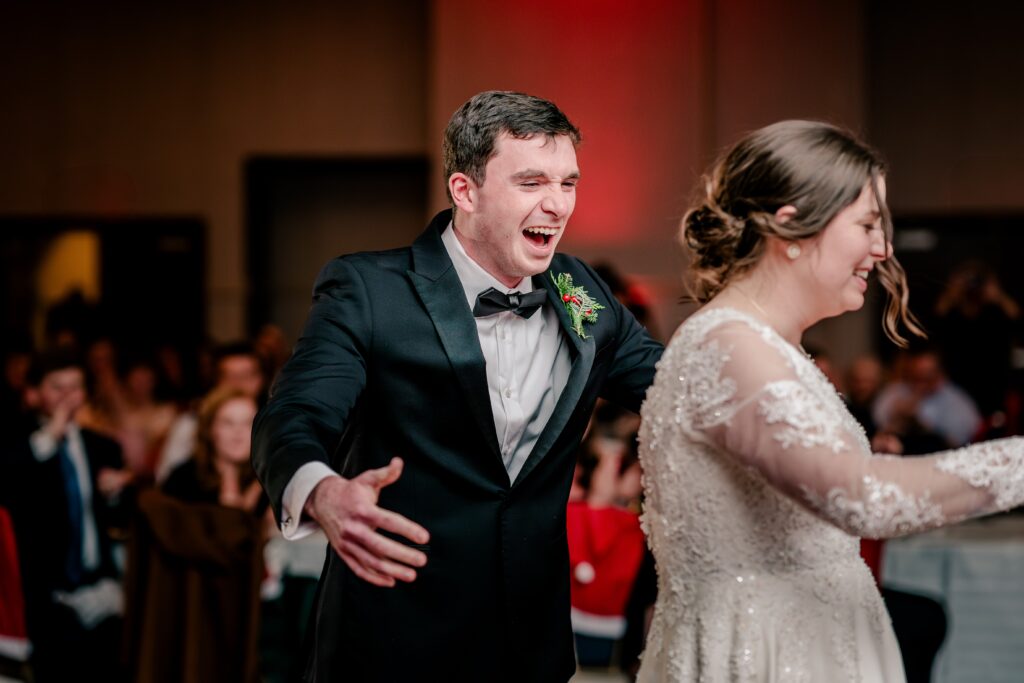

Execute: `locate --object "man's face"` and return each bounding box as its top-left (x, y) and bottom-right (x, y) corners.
top-left (908, 354), bottom-right (943, 398)
top-left (38, 367), bottom-right (86, 417)
top-left (454, 133), bottom-right (579, 288)
top-left (217, 355), bottom-right (264, 398)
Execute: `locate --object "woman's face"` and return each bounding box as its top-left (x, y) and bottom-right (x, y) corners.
top-left (211, 397), bottom-right (257, 465)
top-left (805, 178), bottom-right (890, 317)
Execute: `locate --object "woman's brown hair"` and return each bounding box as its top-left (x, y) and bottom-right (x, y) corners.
top-left (683, 120), bottom-right (924, 346)
top-left (193, 386), bottom-right (258, 494)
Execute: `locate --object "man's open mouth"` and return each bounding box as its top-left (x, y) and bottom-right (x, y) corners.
top-left (523, 226), bottom-right (558, 247)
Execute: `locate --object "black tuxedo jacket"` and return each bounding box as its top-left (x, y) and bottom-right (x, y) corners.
top-left (2, 421), bottom-right (124, 635)
top-left (252, 210), bottom-right (663, 682)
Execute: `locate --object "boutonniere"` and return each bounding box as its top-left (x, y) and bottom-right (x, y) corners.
top-left (550, 272), bottom-right (605, 339)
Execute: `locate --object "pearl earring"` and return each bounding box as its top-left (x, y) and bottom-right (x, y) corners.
top-left (786, 243), bottom-right (801, 260)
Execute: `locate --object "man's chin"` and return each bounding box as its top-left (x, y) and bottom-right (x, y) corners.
top-left (524, 257), bottom-right (556, 278)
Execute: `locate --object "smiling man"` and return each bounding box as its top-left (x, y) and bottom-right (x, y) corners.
top-left (252, 91), bottom-right (663, 682)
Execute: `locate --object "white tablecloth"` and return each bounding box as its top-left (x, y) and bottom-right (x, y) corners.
top-left (882, 515), bottom-right (1024, 683)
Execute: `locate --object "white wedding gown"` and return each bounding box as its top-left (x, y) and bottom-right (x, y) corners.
top-left (636, 307), bottom-right (1024, 682)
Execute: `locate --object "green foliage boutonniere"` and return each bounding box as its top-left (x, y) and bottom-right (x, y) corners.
top-left (551, 272), bottom-right (605, 339)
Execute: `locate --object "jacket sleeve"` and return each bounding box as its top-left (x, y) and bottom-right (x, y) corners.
top-left (251, 256), bottom-right (373, 523)
top-left (577, 261), bottom-right (662, 413)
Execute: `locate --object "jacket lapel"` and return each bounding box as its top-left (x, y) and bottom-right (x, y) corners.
top-left (513, 270), bottom-right (596, 485)
top-left (407, 212), bottom-right (506, 479)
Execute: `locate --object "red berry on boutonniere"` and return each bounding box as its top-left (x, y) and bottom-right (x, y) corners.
top-left (550, 271), bottom-right (606, 340)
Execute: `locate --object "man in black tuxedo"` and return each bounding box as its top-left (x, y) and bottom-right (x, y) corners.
top-left (252, 91), bottom-right (663, 682)
top-left (2, 349), bottom-right (131, 682)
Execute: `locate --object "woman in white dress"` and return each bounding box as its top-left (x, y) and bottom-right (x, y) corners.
top-left (637, 120), bottom-right (1024, 682)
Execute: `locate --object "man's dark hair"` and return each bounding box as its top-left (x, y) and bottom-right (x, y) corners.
top-left (26, 346), bottom-right (85, 387)
top-left (442, 91), bottom-right (582, 204)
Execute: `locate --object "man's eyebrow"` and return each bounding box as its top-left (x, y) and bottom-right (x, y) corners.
top-left (510, 169), bottom-right (581, 181)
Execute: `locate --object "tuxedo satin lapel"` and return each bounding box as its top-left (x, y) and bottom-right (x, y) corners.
top-left (408, 214), bottom-right (506, 479)
top-left (512, 272), bottom-right (596, 485)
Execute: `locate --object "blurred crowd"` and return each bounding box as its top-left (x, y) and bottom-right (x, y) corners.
top-left (0, 321), bottom-right (313, 683)
top-left (0, 259), bottom-right (1020, 682)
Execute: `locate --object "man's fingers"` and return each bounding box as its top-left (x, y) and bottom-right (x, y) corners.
top-left (341, 538), bottom-right (419, 583)
top-left (337, 546), bottom-right (395, 588)
top-left (350, 524), bottom-right (428, 568)
top-left (355, 457), bottom-right (404, 491)
top-left (373, 507), bottom-right (430, 547)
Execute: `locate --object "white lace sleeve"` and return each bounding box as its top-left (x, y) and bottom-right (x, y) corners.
top-left (691, 319), bottom-right (1024, 539)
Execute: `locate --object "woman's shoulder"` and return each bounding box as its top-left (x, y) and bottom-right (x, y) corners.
top-left (162, 458), bottom-right (217, 504)
top-left (671, 306), bottom-right (792, 356)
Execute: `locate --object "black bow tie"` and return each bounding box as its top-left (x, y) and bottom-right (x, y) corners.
top-left (473, 287), bottom-right (548, 319)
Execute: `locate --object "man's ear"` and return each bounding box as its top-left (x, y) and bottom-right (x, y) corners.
top-left (775, 205), bottom-right (798, 224)
top-left (449, 173), bottom-right (476, 214)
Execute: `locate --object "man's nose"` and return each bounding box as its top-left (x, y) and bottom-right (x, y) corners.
top-left (540, 187), bottom-right (570, 217)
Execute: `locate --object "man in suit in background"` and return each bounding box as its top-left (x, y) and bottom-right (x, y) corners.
top-left (252, 90), bottom-right (663, 682)
top-left (3, 348), bottom-right (131, 682)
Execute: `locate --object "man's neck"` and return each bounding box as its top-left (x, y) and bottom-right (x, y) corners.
top-left (450, 220), bottom-right (525, 290)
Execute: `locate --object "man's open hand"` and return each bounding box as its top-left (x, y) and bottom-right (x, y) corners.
top-left (305, 457), bottom-right (429, 587)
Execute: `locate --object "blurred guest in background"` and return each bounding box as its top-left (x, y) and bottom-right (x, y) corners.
top-left (568, 403), bottom-right (646, 670)
top-left (2, 348), bottom-right (131, 683)
top-left (110, 354), bottom-right (177, 481)
top-left (845, 354), bottom-right (885, 438)
top-left (933, 260), bottom-right (1020, 417)
top-left (156, 341), bottom-right (267, 483)
top-left (163, 386), bottom-right (265, 514)
top-left (874, 348), bottom-right (981, 452)
top-left (126, 384), bottom-right (266, 683)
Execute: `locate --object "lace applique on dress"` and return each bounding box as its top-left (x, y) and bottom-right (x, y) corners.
top-left (801, 475), bottom-right (945, 538)
top-left (759, 380), bottom-right (849, 453)
top-left (681, 338), bottom-right (738, 431)
top-left (935, 440), bottom-right (1024, 510)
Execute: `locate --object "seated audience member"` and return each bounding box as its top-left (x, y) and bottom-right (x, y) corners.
top-left (845, 355), bottom-right (885, 438)
top-left (126, 386), bottom-right (266, 683)
top-left (78, 349), bottom-right (177, 482)
top-left (3, 348), bottom-right (131, 683)
top-left (873, 348), bottom-right (982, 452)
top-left (116, 353), bottom-right (178, 480)
top-left (76, 337), bottom-right (122, 436)
top-left (568, 411), bottom-right (646, 669)
top-left (163, 386), bottom-right (265, 514)
top-left (156, 341), bottom-right (266, 483)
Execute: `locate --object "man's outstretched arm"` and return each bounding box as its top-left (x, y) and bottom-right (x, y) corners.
top-left (252, 257), bottom-right (428, 586)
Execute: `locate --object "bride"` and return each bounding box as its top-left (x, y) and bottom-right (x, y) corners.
top-left (636, 120), bottom-right (1024, 682)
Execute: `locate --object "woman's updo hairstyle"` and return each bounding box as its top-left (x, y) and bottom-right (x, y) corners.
top-left (683, 119), bottom-right (923, 346)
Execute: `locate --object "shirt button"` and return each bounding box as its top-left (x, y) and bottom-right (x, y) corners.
top-left (504, 388), bottom-right (512, 398)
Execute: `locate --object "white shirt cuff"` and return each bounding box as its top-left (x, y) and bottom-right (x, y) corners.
top-left (280, 462), bottom-right (340, 540)
top-left (29, 429), bottom-right (59, 461)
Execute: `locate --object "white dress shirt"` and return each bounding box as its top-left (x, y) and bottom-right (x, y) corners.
top-left (29, 422), bottom-right (101, 574)
top-left (278, 222), bottom-right (571, 539)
